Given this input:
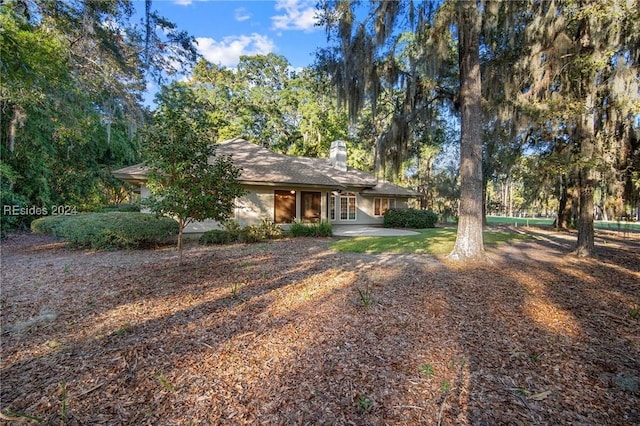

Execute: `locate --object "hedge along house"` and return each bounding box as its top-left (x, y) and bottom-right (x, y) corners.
top-left (112, 138), bottom-right (418, 234)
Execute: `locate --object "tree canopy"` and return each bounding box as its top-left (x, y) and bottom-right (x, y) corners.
top-left (0, 0), bottom-right (197, 232)
top-left (1, 0), bottom-right (638, 260)
top-left (315, 0), bottom-right (639, 258)
top-left (143, 83), bottom-right (245, 262)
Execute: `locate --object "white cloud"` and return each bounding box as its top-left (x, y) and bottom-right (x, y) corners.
top-left (196, 34), bottom-right (276, 68)
top-left (173, 0), bottom-right (193, 5)
top-left (234, 7), bottom-right (251, 22)
top-left (271, 0), bottom-right (318, 32)
top-left (287, 65), bottom-right (305, 75)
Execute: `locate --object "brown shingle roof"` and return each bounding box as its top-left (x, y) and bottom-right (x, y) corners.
top-left (360, 180), bottom-right (418, 197)
top-left (215, 138), bottom-right (342, 188)
top-left (292, 156), bottom-right (377, 187)
top-left (112, 138), bottom-right (417, 197)
top-left (111, 164), bottom-right (148, 183)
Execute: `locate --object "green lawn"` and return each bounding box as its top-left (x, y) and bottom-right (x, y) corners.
top-left (486, 216), bottom-right (554, 227)
top-left (330, 227), bottom-right (531, 255)
top-left (487, 215), bottom-right (640, 232)
top-left (592, 220), bottom-right (640, 232)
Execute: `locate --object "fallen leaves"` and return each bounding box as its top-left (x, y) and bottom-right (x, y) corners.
top-left (1, 229), bottom-right (639, 424)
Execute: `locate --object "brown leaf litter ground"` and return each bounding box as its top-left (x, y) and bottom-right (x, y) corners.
top-left (1, 227), bottom-right (639, 425)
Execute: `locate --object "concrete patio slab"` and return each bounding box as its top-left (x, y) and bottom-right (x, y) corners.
top-left (332, 225), bottom-right (419, 237)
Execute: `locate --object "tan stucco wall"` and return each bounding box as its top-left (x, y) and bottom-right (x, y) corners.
top-left (139, 186), bottom-right (151, 214)
top-left (329, 193), bottom-right (410, 226)
top-left (184, 219), bottom-right (221, 234)
top-left (137, 183), bottom-right (410, 233)
top-left (235, 185), bottom-right (330, 226)
top-left (235, 186), bottom-right (275, 227)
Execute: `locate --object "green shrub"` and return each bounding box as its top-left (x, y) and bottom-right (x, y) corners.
top-left (1, 164), bottom-right (32, 236)
top-left (383, 208), bottom-right (438, 229)
top-left (239, 225), bottom-right (262, 243)
top-left (246, 218), bottom-right (283, 241)
top-left (31, 212), bottom-right (178, 249)
top-left (199, 229), bottom-right (236, 245)
top-left (289, 220), bottom-right (333, 237)
top-left (199, 219), bottom-right (283, 246)
top-left (223, 220), bottom-right (243, 240)
top-left (1, 194), bottom-right (33, 236)
top-left (257, 218), bottom-right (282, 240)
top-left (98, 203), bottom-right (141, 213)
top-left (29, 215), bottom-right (68, 236)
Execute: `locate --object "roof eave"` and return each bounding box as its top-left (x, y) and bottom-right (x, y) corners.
top-left (360, 189), bottom-right (419, 197)
top-left (239, 180), bottom-right (345, 190)
top-left (111, 173), bottom-right (147, 185)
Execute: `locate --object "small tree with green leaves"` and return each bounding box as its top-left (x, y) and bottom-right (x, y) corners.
top-left (143, 83), bottom-right (245, 262)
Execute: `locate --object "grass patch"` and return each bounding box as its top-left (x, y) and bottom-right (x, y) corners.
top-left (594, 220), bottom-right (640, 232)
top-left (419, 364), bottom-right (434, 377)
top-left (330, 227), bottom-right (531, 255)
top-left (486, 216), bottom-right (554, 227)
top-left (487, 215), bottom-right (640, 232)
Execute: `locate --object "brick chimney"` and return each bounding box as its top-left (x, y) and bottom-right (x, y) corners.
top-left (329, 140), bottom-right (347, 171)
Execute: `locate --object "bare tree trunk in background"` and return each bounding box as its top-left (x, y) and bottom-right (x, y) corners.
top-left (509, 177), bottom-right (514, 217)
top-left (554, 174), bottom-right (568, 229)
top-left (8, 104), bottom-right (26, 153)
top-left (576, 173), bottom-right (595, 256)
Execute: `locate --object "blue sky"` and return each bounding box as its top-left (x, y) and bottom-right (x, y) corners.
top-left (142, 0), bottom-right (329, 69)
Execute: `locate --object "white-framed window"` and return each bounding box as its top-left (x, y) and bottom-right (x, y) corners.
top-left (331, 192), bottom-right (356, 221)
top-left (374, 198), bottom-right (396, 216)
top-left (330, 193), bottom-right (336, 220)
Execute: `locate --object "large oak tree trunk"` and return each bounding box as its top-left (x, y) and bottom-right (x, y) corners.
top-left (576, 93), bottom-right (596, 257)
top-left (574, 9), bottom-right (598, 257)
top-left (576, 172), bottom-right (595, 256)
top-left (448, 0), bottom-right (486, 261)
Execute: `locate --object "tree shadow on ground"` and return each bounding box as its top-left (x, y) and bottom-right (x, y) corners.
top-left (1, 233), bottom-right (638, 424)
top-left (444, 230), bottom-right (640, 425)
top-left (0, 237), bottom-right (350, 423)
